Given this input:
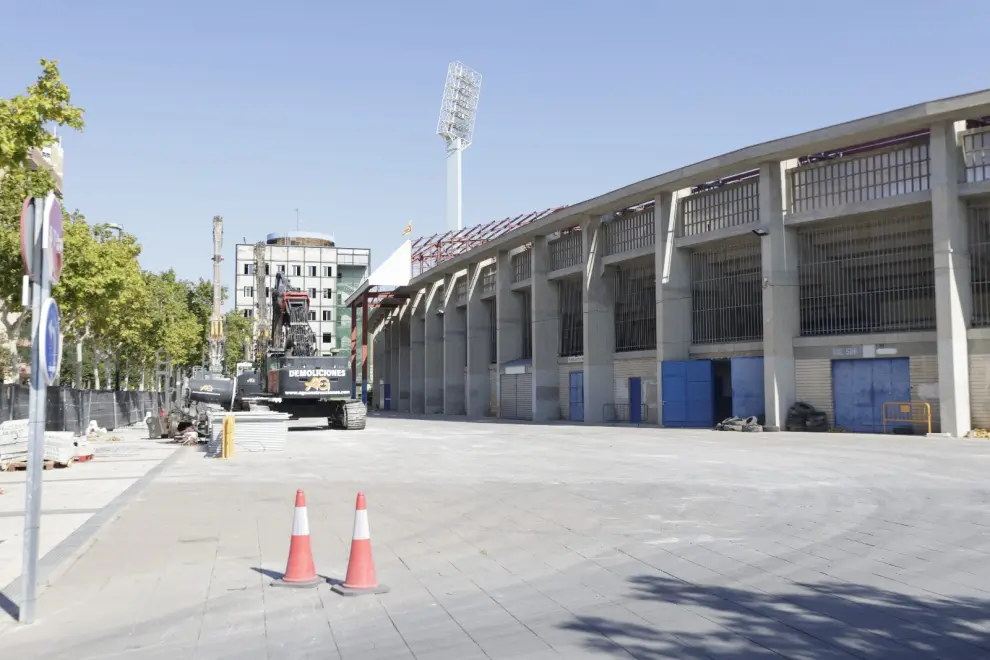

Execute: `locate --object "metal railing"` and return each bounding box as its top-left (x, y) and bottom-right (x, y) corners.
top-left (603, 403), bottom-right (650, 424)
top-left (455, 279), bottom-right (467, 305)
top-left (480, 264), bottom-right (497, 294)
top-left (679, 178), bottom-right (760, 237)
top-left (881, 401), bottom-right (932, 435)
top-left (613, 262), bottom-right (657, 351)
top-left (604, 207), bottom-right (655, 256)
top-left (690, 238), bottom-right (763, 343)
top-left (961, 127), bottom-right (990, 183)
top-left (511, 249), bottom-right (532, 282)
top-left (969, 203), bottom-right (990, 327)
top-left (559, 277), bottom-right (583, 357)
top-left (789, 140), bottom-right (930, 213)
top-left (549, 230), bottom-right (582, 271)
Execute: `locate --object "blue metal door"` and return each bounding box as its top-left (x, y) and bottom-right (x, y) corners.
top-left (383, 383), bottom-right (392, 411)
top-left (569, 371), bottom-right (584, 422)
top-left (730, 357), bottom-right (765, 419)
top-left (629, 377), bottom-right (642, 423)
top-left (661, 360), bottom-right (714, 428)
top-left (832, 358), bottom-right (910, 433)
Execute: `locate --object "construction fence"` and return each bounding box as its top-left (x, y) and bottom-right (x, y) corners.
top-left (0, 385), bottom-right (166, 435)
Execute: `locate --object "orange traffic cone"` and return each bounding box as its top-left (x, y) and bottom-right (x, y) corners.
top-left (332, 492), bottom-right (389, 596)
top-left (272, 489), bottom-right (323, 588)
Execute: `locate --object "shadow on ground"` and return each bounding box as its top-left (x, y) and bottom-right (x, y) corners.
top-left (561, 575), bottom-right (990, 659)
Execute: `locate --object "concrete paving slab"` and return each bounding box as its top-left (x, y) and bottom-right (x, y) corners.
top-left (1, 417), bottom-right (990, 658)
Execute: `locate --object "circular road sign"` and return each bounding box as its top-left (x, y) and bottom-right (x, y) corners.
top-left (39, 298), bottom-right (61, 386)
top-left (47, 195), bottom-right (64, 284)
top-left (19, 197), bottom-right (39, 277)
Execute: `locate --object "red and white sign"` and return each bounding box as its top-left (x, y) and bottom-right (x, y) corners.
top-left (47, 195), bottom-right (64, 283)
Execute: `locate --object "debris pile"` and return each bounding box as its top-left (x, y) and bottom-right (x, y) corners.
top-left (716, 416), bottom-right (762, 432)
top-left (785, 402), bottom-right (829, 432)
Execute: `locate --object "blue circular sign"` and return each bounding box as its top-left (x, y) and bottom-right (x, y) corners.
top-left (39, 298), bottom-right (60, 385)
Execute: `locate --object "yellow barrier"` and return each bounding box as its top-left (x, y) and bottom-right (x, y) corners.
top-left (881, 401), bottom-right (931, 435)
top-left (219, 415), bottom-right (235, 459)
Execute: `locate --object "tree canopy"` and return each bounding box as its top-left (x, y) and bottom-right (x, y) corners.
top-left (2, 60), bottom-right (247, 387)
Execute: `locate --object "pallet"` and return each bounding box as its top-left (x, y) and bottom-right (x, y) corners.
top-left (1, 459), bottom-right (64, 472)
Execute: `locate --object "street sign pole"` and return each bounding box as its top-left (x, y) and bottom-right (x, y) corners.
top-left (19, 192), bottom-right (59, 625)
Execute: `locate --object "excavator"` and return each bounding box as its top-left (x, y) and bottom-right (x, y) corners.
top-left (243, 271), bottom-right (366, 430)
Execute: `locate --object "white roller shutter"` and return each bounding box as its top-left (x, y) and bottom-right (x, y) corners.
top-left (795, 359), bottom-right (833, 426)
top-left (499, 374), bottom-right (518, 419)
top-left (909, 355), bottom-right (940, 433)
top-left (970, 354), bottom-right (990, 429)
top-left (488, 366), bottom-right (498, 416)
top-left (516, 373), bottom-right (533, 421)
top-left (558, 364), bottom-right (572, 420)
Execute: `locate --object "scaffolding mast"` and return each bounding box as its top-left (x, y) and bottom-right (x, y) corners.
top-left (208, 216), bottom-right (225, 374)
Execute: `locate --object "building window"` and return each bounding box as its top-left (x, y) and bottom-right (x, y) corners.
top-left (308, 311), bottom-right (316, 321)
top-left (322, 332), bottom-right (333, 344)
top-left (322, 310), bottom-right (333, 321)
top-left (243, 264), bottom-right (254, 275)
top-left (292, 265), bottom-right (302, 276)
top-left (323, 266), bottom-right (333, 277)
top-left (277, 264), bottom-right (285, 274)
top-left (265, 287), bottom-right (270, 299)
top-left (264, 265), bottom-right (270, 275)
top-left (243, 286), bottom-right (254, 298)
top-left (243, 309), bottom-right (254, 318)
top-left (309, 265), bottom-right (317, 277)
top-left (323, 288), bottom-right (332, 299)
top-left (308, 288), bottom-right (317, 298)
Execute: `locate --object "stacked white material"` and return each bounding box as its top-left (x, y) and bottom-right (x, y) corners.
top-left (0, 421), bottom-right (91, 466)
top-left (207, 411), bottom-right (291, 455)
top-left (0, 420), bottom-right (30, 466)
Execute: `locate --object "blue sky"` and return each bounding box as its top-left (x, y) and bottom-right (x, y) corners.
top-left (2, 0), bottom-right (987, 291)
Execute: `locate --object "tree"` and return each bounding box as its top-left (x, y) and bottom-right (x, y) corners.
top-left (0, 59), bottom-right (85, 372)
top-left (141, 270), bottom-right (203, 368)
top-left (223, 310), bottom-right (253, 375)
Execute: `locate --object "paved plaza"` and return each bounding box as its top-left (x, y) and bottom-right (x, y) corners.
top-left (1, 416), bottom-right (989, 658)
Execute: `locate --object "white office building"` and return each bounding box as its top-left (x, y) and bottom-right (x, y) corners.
top-left (234, 231), bottom-right (370, 355)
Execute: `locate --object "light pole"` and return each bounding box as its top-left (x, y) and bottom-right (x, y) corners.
top-left (107, 224), bottom-right (123, 390)
top-left (437, 62), bottom-right (482, 232)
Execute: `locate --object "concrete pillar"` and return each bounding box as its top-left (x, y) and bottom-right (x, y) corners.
top-left (409, 292), bottom-right (426, 414)
top-left (931, 121), bottom-right (972, 436)
top-left (532, 236), bottom-right (560, 421)
top-left (466, 262), bottom-right (492, 417)
top-left (424, 281), bottom-right (444, 414)
top-left (389, 312), bottom-right (401, 411)
top-left (759, 162), bottom-right (799, 431)
top-left (398, 312), bottom-right (411, 412)
top-left (443, 273), bottom-right (467, 415)
top-left (496, 250), bottom-right (525, 416)
top-left (582, 216), bottom-right (614, 423)
top-left (654, 192), bottom-right (692, 426)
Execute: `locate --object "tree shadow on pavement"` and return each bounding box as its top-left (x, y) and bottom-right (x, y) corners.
top-left (561, 574), bottom-right (990, 659)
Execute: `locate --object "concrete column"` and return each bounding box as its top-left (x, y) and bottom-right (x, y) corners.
top-left (443, 273), bottom-right (467, 415)
top-left (398, 312), bottom-right (411, 412)
top-left (931, 121), bottom-right (972, 436)
top-left (466, 262), bottom-right (492, 417)
top-left (531, 236), bottom-right (560, 421)
top-left (654, 192), bottom-right (692, 426)
top-left (424, 281), bottom-right (444, 414)
top-left (409, 292), bottom-right (426, 414)
top-left (389, 312), bottom-right (401, 411)
top-left (758, 162), bottom-right (799, 431)
top-left (582, 216), bottom-right (614, 423)
top-left (496, 250), bottom-right (525, 416)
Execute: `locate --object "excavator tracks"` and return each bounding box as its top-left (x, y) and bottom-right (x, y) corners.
top-left (328, 400), bottom-right (367, 430)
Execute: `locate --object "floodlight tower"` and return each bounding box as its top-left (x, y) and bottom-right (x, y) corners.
top-left (437, 61), bottom-right (482, 231)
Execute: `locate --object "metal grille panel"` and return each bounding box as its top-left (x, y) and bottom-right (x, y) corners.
top-left (485, 299), bottom-right (497, 364)
top-left (798, 214), bottom-right (935, 336)
top-left (549, 230), bottom-right (582, 271)
top-left (455, 278), bottom-right (467, 305)
top-left (969, 203), bottom-right (990, 326)
top-left (962, 128), bottom-right (990, 183)
top-left (613, 262), bottom-right (657, 352)
top-left (604, 207), bottom-right (655, 256)
top-left (511, 249), bottom-right (532, 282)
top-left (521, 290), bottom-right (532, 359)
top-left (559, 277), bottom-right (583, 357)
top-left (679, 179), bottom-right (760, 238)
top-left (690, 239), bottom-right (763, 344)
top-left (790, 141), bottom-right (930, 213)
top-left (480, 263), bottom-right (496, 294)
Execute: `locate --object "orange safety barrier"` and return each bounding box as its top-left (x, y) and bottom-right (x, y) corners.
top-left (881, 401), bottom-right (932, 435)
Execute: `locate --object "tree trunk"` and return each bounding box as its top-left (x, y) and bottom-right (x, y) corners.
top-left (123, 357), bottom-right (130, 390)
top-left (93, 364), bottom-right (101, 390)
top-left (139, 369), bottom-right (145, 392)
